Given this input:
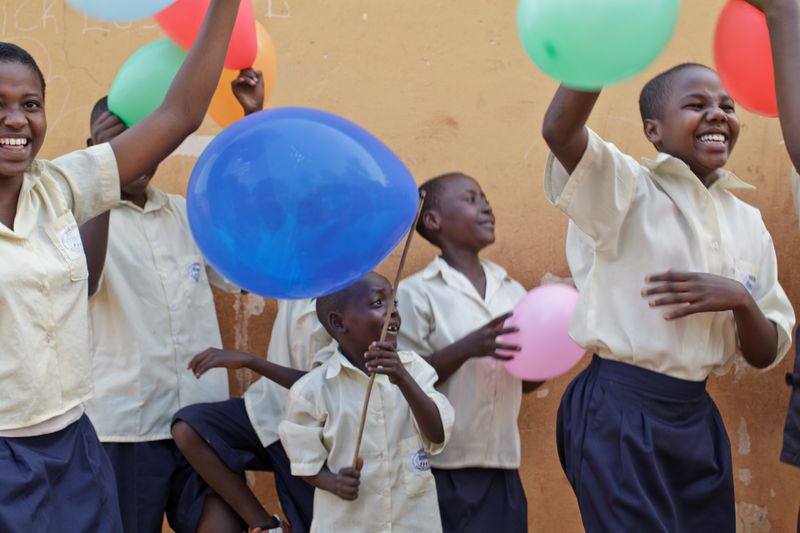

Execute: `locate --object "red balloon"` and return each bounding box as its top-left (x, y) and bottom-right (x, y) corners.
top-left (713, 0), bottom-right (777, 117)
top-left (155, 0), bottom-right (256, 70)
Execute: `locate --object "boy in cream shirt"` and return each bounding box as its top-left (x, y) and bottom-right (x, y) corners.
top-left (279, 272), bottom-right (454, 532)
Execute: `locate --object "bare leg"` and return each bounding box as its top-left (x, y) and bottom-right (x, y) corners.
top-left (197, 494), bottom-right (245, 533)
top-left (172, 420), bottom-right (278, 530)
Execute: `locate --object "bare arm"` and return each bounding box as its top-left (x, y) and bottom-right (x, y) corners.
top-left (366, 342), bottom-right (445, 444)
top-left (188, 348), bottom-right (307, 389)
top-left (541, 86), bottom-right (601, 174)
top-left (110, 0), bottom-right (239, 186)
top-left (749, 0), bottom-right (800, 169)
top-left (80, 211), bottom-right (110, 297)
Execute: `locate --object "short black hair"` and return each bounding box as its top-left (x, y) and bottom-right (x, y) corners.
top-left (315, 279), bottom-right (367, 339)
top-left (416, 172), bottom-right (473, 244)
top-left (0, 42), bottom-right (45, 97)
top-left (639, 63), bottom-right (713, 121)
top-left (90, 96), bottom-right (109, 128)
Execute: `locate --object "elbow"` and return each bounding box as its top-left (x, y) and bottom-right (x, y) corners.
top-left (542, 118), bottom-right (571, 150)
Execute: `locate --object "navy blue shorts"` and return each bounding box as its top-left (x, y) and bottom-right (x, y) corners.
top-left (781, 328), bottom-right (800, 467)
top-left (103, 439), bottom-right (211, 533)
top-left (432, 467), bottom-right (528, 532)
top-left (0, 414), bottom-right (123, 532)
top-left (172, 398), bottom-right (314, 533)
top-left (557, 355), bottom-right (735, 533)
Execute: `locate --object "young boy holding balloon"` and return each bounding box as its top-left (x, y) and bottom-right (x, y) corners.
top-left (0, 0), bottom-right (241, 530)
top-left (740, 1), bottom-right (800, 530)
top-left (279, 272), bottom-right (454, 532)
top-left (396, 172), bottom-right (541, 532)
top-left (541, 59), bottom-right (795, 530)
top-left (77, 68), bottom-right (264, 533)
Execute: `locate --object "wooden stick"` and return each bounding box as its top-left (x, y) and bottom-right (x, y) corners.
top-left (351, 190), bottom-right (426, 468)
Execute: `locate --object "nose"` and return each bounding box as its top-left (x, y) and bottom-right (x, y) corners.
top-left (705, 104), bottom-right (727, 123)
top-left (481, 198), bottom-right (493, 215)
top-left (2, 106), bottom-right (26, 129)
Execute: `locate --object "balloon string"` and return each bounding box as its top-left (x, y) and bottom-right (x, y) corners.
top-left (352, 190), bottom-right (426, 469)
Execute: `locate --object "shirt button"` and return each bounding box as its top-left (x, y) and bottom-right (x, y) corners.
top-left (46, 334), bottom-right (54, 344)
top-left (38, 284), bottom-right (46, 293)
top-left (711, 241), bottom-right (720, 251)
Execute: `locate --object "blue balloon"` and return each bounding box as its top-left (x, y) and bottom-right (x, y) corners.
top-left (67, 0), bottom-right (175, 21)
top-left (187, 107), bottom-right (419, 298)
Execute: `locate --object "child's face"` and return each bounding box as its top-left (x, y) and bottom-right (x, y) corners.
top-left (645, 66), bottom-right (739, 180)
top-left (339, 273), bottom-right (400, 356)
top-left (0, 61), bottom-right (46, 180)
top-left (433, 175), bottom-right (495, 251)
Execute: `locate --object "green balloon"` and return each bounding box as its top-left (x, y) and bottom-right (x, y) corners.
top-left (108, 39), bottom-right (187, 126)
top-left (517, 0), bottom-right (680, 89)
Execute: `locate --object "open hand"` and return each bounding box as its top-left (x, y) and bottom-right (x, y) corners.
top-left (334, 458), bottom-right (362, 501)
top-left (232, 68), bottom-right (265, 116)
top-left (458, 312), bottom-right (520, 361)
top-left (365, 341), bottom-right (410, 385)
top-left (188, 347), bottom-right (253, 378)
top-left (642, 271), bottom-right (749, 320)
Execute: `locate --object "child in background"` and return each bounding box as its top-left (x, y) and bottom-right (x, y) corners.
top-left (0, 1), bottom-right (239, 530)
top-left (279, 272), bottom-right (454, 532)
top-left (740, 1), bottom-right (800, 530)
top-left (396, 172), bottom-right (537, 533)
top-left (78, 68), bottom-right (263, 533)
top-left (541, 61), bottom-right (795, 530)
top-left (173, 298), bottom-right (332, 533)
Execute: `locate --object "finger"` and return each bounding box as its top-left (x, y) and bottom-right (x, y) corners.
top-left (648, 293), bottom-right (697, 307)
top-left (641, 282), bottom-right (693, 296)
top-left (488, 352), bottom-right (515, 361)
top-left (370, 341), bottom-right (396, 350)
top-left (492, 342), bottom-right (521, 352)
top-left (492, 325), bottom-right (519, 337)
top-left (645, 271), bottom-right (694, 283)
top-left (487, 312), bottom-right (513, 326)
top-left (364, 349), bottom-right (396, 360)
top-left (341, 466), bottom-right (361, 479)
top-left (96, 122), bottom-right (127, 142)
top-left (663, 303), bottom-right (711, 320)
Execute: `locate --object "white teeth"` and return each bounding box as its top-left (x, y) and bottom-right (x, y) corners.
top-left (0, 138), bottom-right (27, 146)
top-left (699, 133), bottom-right (726, 143)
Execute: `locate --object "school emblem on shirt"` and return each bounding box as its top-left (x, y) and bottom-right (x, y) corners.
top-left (410, 448), bottom-right (430, 476)
top-left (57, 223), bottom-right (84, 260)
top-left (738, 271), bottom-right (756, 292)
top-left (187, 262), bottom-right (202, 283)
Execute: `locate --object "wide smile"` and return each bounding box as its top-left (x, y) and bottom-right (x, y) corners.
top-left (386, 321), bottom-right (400, 335)
top-left (696, 131), bottom-right (728, 150)
top-left (0, 136), bottom-right (31, 158)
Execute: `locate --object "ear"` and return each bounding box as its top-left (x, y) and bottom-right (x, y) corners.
top-left (643, 118), bottom-right (662, 146)
top-left (328, 312), bottom-right (347, 334)
top-left (421, 210), bottom-right (441, 234)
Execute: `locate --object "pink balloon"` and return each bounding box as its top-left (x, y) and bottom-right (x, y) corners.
top-left (155, 0), bottom-right (256, 70)
top-left (501, 284), bottom-right (585, 381)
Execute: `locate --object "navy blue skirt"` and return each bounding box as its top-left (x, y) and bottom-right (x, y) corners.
top-left (432, 467), bottom-right (527, 532)
top-left (0, 414), bottom-right (122, 532)
top-left (173, 398), bottom-right (314, 533)
top-left (557, 356), bottom-right (734, 533)
top-left (780, 328), bottom-right (800, 467)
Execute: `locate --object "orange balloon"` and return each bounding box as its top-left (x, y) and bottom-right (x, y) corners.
top-left (209, 21), bottom-right (277, 128)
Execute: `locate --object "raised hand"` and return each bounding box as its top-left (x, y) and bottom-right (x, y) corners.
top-left (458, 312), bottom-right (521, 361)
top-left (642, 271), bottom-right (748, 320)
top-left (232, 68), bottom-right (265, 116)
top-left (91, 111), bottom-right (126, 145)
top-left (365, 341), bottom-right (410, 385)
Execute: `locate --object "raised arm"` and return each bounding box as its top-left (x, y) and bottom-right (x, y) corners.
top-left (110, 0), bottom-right (239, 186)
top-left (541, 86), bottom-right (601, 174)
top-left (748, 0), bottom-right (800, 169)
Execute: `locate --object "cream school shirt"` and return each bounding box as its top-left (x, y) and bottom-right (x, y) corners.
top-left (545, 128), bottom-right (795, 381)
top-left (0, 144), bottom-right (119, 431)
top-left (279, 349), bottom-right (454, 533)
top-left (85, 187), bottom-right (237, 441)
top-left (243, 298), bottom-right (333, 448)
top-left (397, 257), bottom-right (526, 470)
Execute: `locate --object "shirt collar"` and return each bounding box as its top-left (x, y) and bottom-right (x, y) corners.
top-left (641, 153), bottom-right (755, 191)
top-left (119, 186), bottom-right (168, 213)
top-left (421, 256), bottom-right (510, 303)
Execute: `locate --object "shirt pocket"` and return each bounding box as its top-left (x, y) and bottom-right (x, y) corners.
top-left (733, 259), bottom-right (759, 294)
top-left (398, 435), bottom-right (434, 496)
top-left (45, 212), bottom-right (88, 282)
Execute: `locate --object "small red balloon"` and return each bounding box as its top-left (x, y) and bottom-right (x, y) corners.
top-left (714, 0), bottom-right (777, 117)
top-left (155, 0), bottom-right (256, 70)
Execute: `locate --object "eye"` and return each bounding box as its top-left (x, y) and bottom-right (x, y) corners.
top-left (372, 298), bottom-right (384, 307)
top-left (23, 100), bottom-right (40, 110)
top-left (684, 102), bottom-right (703, 110)
top-left (722, 103), bottom-right (735, 113)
